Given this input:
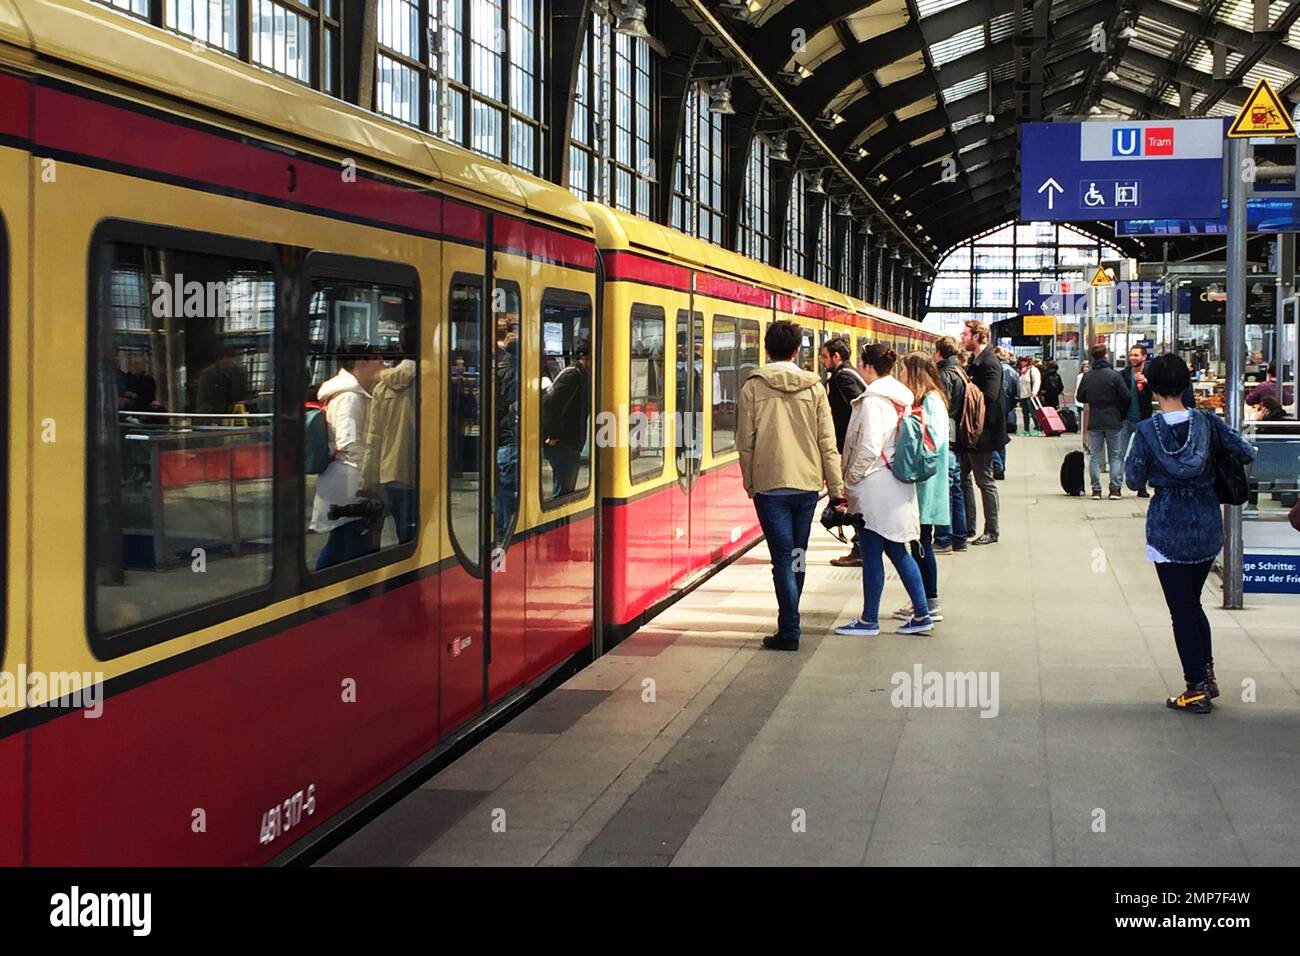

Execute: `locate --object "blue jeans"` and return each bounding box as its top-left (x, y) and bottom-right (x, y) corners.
top-left (495, 445), bottom-right (518, 537)
top-left (1088, 429), bottom-right (1123, 492)
top-left (934, 449), bottom-right (967, 547)
top-left (316, 519), bottom-right (371, 570)
top-left (859, 527), bottom-right (929, 626)
top-left (909, 525), bottom-right (939, 604)
top-left (754, 491), bottom-right (818, 639)
top-left (386, 482), bottom-right (418, 544)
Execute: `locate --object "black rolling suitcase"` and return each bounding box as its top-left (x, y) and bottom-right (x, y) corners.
top-left (1060, 450), bottom-right (1085, 496)
top-left (1058, 406), bottom-right (1079, 433)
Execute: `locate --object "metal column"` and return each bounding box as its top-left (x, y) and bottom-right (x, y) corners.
top-left (1223, 137), bottom-right (1247, 610)
top-left (1276, 233), bottom-right (1294, 368)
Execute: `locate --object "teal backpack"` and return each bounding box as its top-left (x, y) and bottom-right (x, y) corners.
top-left (304, 401), bottom-right (332, 474)
top-left (885, 402), bottom-right (938, 483)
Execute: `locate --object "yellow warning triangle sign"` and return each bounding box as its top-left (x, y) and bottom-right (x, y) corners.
top-left (1089, 266), bottom-right (1112, 287)
top-left (1228, 77), bottom-right (1296, 137)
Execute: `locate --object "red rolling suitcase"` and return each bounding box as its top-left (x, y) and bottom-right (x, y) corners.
top-left (1032, 397), bottom-right (1065, 437)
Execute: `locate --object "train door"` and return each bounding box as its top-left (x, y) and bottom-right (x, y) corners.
top-left (487, 249), bottom-right (526, 704)
top-left (441, 226), bottom-right (490, 734)
top-left (673, 305), bottom-right (703, 583)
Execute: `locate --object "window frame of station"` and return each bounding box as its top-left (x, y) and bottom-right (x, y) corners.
top-left (628, 302), bottom-right (667, 487)
top-left (568, 10), bottom-right (657, 217)
top-left (375, 0), bottom-right (547, 176)
top-left (671, 83), bottom-right (726, 244)
top-left (84, 221), bottom-right (284, 661)
top-left (539, 286), bottom-right (595, 512)
top-left (94, 0), bottom-right (341, 93)
top-left (301, 252), bottom-right (421, 591)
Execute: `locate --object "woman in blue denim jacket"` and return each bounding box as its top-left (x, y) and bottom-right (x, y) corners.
top-left (1125, 354), bottom-right (1255, 714)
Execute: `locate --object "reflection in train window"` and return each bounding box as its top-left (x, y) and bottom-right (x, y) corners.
top-left (540, 289), bottom-right (593, 506)
top-left (492, 280), bottom-right (522, 545)
top-left (448, 276), bottom-right (483, 568)
top-left (739, 319), bottom-right (760, 381)
top-left (90, 237), bottom-right (275, 636)
top-left (800, 327), bottom-right (815, 372)
top-left (629, 304), bottom-right (666, 484)
top-left (305, 273), bottom-right (418, 572)
top-left (712, 316), bottom-right (737, 454)
top-left (675, 310), bottom-right (704, 482)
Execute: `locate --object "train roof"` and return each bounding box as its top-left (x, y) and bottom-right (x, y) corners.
top-left (0, 0), bottom-right (593, 234)
top-left (586, 204), bottom-right (924, 332)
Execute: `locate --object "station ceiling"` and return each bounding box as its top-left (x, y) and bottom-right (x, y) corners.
top-left (701, 0), bottom-right (1300, 262)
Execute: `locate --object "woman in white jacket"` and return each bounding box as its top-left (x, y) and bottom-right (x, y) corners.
top-left (834, 344), bottom-right (933, 637)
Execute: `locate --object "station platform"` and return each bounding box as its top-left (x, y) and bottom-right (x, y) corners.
top-left (318, 436), bottom-right (1300, 867)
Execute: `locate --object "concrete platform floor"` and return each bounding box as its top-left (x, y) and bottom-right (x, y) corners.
top-left (318, 436), bottom-right (1300, 867)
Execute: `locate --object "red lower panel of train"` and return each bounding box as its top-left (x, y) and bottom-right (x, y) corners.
top-left (603, 462), bottom-right (762, 629)
top-left (23, 516), bottom-right (593, 866)
top-left (0, 733), bottom-right (22, 866)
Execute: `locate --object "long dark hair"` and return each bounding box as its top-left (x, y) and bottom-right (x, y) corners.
top-left (901, 350), bottom-right (948, 411)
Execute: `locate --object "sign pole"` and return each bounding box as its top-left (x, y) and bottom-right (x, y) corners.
top-left (1276, 232), bottom-right (1294, 370)
top-left (1223, 136), bottom-right (1247, 610)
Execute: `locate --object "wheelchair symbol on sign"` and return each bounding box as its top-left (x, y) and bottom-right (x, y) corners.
top-left (1083, 182), bottom-right (1106, 207)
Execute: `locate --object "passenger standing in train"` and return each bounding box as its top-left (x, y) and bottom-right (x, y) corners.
top-left (311, 345), bottom-right (384, 570)
top-left (1124, 353), bottom-right (1255, 713)
top-left (822, 336), bottom-right (866, 568)
top-left (833, 344), bottom-right (932, 637)
top-left (495, 313), bottom-right (521, 531)
top-left (958, 320), bottom-right (1006, 545)
top-left (360, 327), bottom-right (418, 545)
top-left (894, 351), bottom-right (950, 625)
top-left (932, 336), bottom-right (968, 553)
top-left (541, 336), bottom-right (591, 497)
top-left (737, 321), bottom-right (844, 652)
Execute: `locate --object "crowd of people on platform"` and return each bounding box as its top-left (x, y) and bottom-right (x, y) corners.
top-left (736, 319), bottom-right (1272, 716)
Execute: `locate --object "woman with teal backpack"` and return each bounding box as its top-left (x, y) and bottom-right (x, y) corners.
top-left (894, 351), bottom-right (951, 625)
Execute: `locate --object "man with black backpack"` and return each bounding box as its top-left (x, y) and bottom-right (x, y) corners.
top-left (957, 321), bottom-right (1006, 545)
top-left (821, 337), bottom-right (866, 567)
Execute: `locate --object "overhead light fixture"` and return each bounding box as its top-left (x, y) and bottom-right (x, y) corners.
top-left (817, 111), bottom-right (844, 130)
top-left (614, 1), bottom-right (650, 40)
top-left (892, 193), bottom-right (901, 202)
top-left (769, 133), bottom-right (790, 162)
top-left (709, 80), bottom-right (735, 115)
top-left (837, 200), bottom-right (855, 217)
top-left (1119, 20), bottom-right (1137, 39)
top-left (877, 173), bottom-right (888, 184)
top-left (797, 64), bottom-right (813, 80)
top-left (914, 224), bottom-right (924, 232)
top-left (1089, 104), bottom-right (1103, 114)
top-left (903, 209), bottom-right (913, 218)
top-left (984, 113), bottom-right (996, 125)
top-left (808, 173), bottom-right (826, 195)
top-left (1104, 69), bottom-right (1119, 82)
top-left (719, 0), bottom-right (763, 21)
top-left (859, 219), bottom-right (874, 235)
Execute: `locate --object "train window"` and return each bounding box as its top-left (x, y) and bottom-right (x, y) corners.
top-left (712, 316), bottom-right (738, 454)
top-left (817, 329), bottom-right (829, 382)
top-left (675, 310), bottom-right (704, 483)
top-left (89, 232), bottom-right (276, 639)
top-left (629, 304), bottom-right (666, 484)
top-left (739, 320), bottom-right (760, 380)
top-left (799, 327), bottom-right (814, 372)
top-left (305, 267), bottom-right (419, 573)
top-left (493, 280), bottom-right (522, 545)
top-left (448, 276), bottom-right (484, 570)
top-left (540, 289), bottom-right (593, 506)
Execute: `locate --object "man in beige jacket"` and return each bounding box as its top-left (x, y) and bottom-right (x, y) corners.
top-left (737, 321), bottom-right (846, 651)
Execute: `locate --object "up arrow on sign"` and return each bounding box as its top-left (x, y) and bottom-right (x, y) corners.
top-left (1037, 177), bottom-right (1063, 209)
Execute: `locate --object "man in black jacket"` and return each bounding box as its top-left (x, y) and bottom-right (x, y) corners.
top-left (1119, 344), bottom-right (1153, 498)
top-left (1077, 344), bottom-right (1131, 500)
top-left (933, 336), bottom-right (968, 552)
top-left (542, 336), bottom-right (592, 498)
top-left (957, 320), bottom-right (1006, 545)
top-left (821, 337), bottom-right (866, 566)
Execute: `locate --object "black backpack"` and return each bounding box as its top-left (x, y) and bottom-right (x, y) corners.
top-left (1060, 450), bottom-right (1085, 496)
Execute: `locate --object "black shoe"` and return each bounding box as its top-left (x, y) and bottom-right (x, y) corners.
top-left (992, 470), bottom-right (1006, 481)
top-left (1137, 488), bottom-right (1149, 498)
top-left (1108, 488), bottom-right (1122, 500)
top-left (1205, 665), bottom-right (1219, 700)
top-left (762, 634), bottom-right (799, 651)
top-left (1091, 490), bottom-right (1102, 500)
top-left (970, 533), bottom-right (999, 546)
top-left (951, 543), bottom-right (969, 552)
top-left (1167, 682), bottom-right (1213, 714)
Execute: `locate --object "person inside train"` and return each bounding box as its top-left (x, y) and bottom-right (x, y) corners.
top-left (195, 347), bottom-right (249, 414)
top-left (1124, 353), bottom-right (1255, 714)
top-left (311, 344), bottom-right (384, 570)
top-left (118, 353), bottom-right (164, 415)
top-left (737, 320), bottom-right (844, 652)
top-left (359, 326), bottom-right (418, 545)
top-left (833, 343), bottom-right (932, 637)
top-left (541, 335), bottom-right (591, 498)
top-left (821, 336), bottom-right (866, 568)
top-left (495, 311), bottom-right (520, 534)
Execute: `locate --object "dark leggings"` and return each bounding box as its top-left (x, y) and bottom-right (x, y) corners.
top-left (1154, 560), bottom-right (1215, 686)
top-left (910, 525), bottom-right (939, 603)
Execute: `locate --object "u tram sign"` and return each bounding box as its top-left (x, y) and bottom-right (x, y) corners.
top-left (1020, 119), bottom-right (1225, 222)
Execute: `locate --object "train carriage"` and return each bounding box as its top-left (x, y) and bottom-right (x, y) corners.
top-left (0, 0), bottom-right (932, 865)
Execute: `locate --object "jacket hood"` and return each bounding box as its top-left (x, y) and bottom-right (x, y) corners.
top-left (1148, 412), bottom-right (1211, 478)
top-left (747, 363), bottom-right (823, 393)
top-left (378, 358), bottom-right (416, 392)
top-left (318, 368), bottom-right (370, 402)
top-left (854, 375), bottom-right (914, 408)
top-left (1090, 358), bottom-right (1113, 370)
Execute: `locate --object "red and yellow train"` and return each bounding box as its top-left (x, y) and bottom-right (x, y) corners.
top-left (0, 0), bottom-right (932, 864)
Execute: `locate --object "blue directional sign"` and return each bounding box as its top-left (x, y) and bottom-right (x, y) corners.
top-left (1114, 196), bottom-right (1300, 236)
top-left (1018, 279), bottom-right (1169, 317)
top-left (1017, 280), bottom-right (1080, 315)
top-left (1020, 120), bottom-right (1225, 222)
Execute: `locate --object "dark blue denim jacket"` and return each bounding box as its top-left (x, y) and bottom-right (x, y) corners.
top-left (1125, 411), bottom-right (1255, 562)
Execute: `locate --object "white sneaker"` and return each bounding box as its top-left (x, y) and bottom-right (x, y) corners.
top-left (894, 604), bottom-right (942, 622)
top-left (834, 618), bottom-right (881, 636)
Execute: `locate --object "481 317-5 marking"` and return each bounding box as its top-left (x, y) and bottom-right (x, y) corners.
top-left (258, 785), bottom-right (316, 846)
